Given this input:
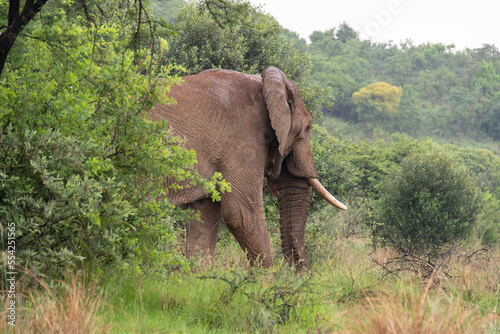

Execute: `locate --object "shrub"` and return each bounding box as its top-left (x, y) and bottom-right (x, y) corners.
top-left (0, 2), bottom-right (224, 284)
top-left (372, 151), bottom-right (482, 257)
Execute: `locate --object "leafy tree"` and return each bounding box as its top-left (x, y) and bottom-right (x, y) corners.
top-left (308, 24), bottom-right (500, 141)
top-left (477, 190), bottom-right (500, 245)
top-left (335, 22), bottom-right (358, 43)
top-left (445, 145), bottom-right (500, 245)
top-left (373, 152), bottom-right (482, 258)
top-left (281, 29), bottom-right (307, 53)
top-left (309, 25), bottom-right (374, 121)
top-left (321, 71), bottom-right (361, 121)
top-left (445, 145), bottom-right (500, 197)
top-left (0, 0), bottom-right (50, 75)
top-left (473, 61), bottom-right (500, 139)
top-left (382, 49), bottom-right (414, 86)
top-left (345, 134), bottom-right (434, 199)
top-left (164, 1), bottom-right (248, 74)
top-left (309, 28), bottom-right (337, 51)
top-left (474, 61), bottom-right (500, 99)
top-left (445, 86), bottom-right (478, 136)
top-left (351, 82), bottom-right (402, 123)
top-left (200, 0), bottom-right (250, 28)
top-left (0, 0), bottom-right (225, 282)
top-left (390, 84), bottom-right (424, 135)
top-left (481, 96), bottom-right (500, 140)
top-left (467, 44), bottom-right (500, 63)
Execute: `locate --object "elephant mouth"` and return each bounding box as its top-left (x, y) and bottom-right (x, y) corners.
top-left (306, 178), bottom-right (348, 210)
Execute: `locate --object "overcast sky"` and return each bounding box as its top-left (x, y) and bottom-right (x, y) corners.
top-left (247, 0), bottom-right (500, 50)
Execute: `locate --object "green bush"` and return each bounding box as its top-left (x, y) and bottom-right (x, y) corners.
top-left (372, 151), bottom-right (482, 257)
top-left (0, 1), bottom-right (224, 283)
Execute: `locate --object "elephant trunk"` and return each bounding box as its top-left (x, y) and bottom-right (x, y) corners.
top-left (274, 176), bottom-right (312, 270)
top-left (269, 172), bottom-right (346, 270)
top-left (306, 178), bottom-right (347, 210)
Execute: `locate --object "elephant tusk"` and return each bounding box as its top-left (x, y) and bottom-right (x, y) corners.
top-left (266, 179), bottom-right (280, 197)
top-left (306, 178), bottom-right (348, 210)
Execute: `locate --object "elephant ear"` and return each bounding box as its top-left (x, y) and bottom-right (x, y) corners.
top-left (262, 67), bottom-right (297, 157)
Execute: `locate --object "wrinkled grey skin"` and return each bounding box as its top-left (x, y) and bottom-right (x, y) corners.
top-left (149, 67), bottom-right (323, 269)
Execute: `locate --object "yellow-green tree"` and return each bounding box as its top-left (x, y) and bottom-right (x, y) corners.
top-left (351, 82), bottom-right (402, 122)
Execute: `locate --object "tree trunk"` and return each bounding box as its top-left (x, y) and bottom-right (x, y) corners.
top-left (0, 0), bottom-right (49, 76)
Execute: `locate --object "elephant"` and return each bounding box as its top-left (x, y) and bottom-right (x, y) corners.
top-left (149, 67), bottom-right (346, 270)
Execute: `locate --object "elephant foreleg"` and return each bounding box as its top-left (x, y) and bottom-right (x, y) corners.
top-left (221, 190), bottom-right (274, 268)
top-left (186, 199), bottom-right (221, 265)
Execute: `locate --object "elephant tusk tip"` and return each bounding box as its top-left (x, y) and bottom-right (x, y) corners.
top-left (306, 177), bottom-right (348, 211)
top-left (329, 198), bottom-right (348, 210)
top-left (266, 179), bottom-right (280, 197)
top-left (331, 199), bottom-right (348, 211)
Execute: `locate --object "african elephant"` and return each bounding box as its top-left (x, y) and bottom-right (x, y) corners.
top-left (149, 67), bottom-right (346, 269)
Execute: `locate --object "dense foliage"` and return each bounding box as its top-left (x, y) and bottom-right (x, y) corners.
top-left (366, 136), bottom-right (497, 241)
top-left (303, 24), bottom-right (500, 247)
top-left (309, 125), bottom-right (358, 211)
top-left (372, 152), bottom-right (482, 257)
top-left (0, 0), bottom-right (227, 282)
top-left (351, 82), bottom-right (402, 123)
top-left (150, 0), bottom-right (184, 22)
top-left (300, 24), bottom-right (500, 141)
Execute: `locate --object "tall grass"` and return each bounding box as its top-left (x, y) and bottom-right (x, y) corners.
top-left (346, 276), bottom-right (490, 333)
top-left (3, 225), bottom-right (499, 333)
top-left (0, 273), bottom-right (108, 334)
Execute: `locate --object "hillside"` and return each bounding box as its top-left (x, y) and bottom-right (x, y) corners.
top-left (286, 24), bottom-right (500, 153)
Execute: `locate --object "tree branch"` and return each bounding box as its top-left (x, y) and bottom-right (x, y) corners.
top-left (0, 0), bottom-right (49, 76)
top-left (8, 0), bottom-right (20, 26)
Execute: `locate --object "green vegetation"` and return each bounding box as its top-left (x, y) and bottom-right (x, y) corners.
top-left (303, 24), bottom-right (500, 144)
top-left (0, 0), bottom-right (227, 281)
top-left (4, 236), bottom-right (498, 333)
top-left (1, 0), bottom-right (500, 332)
top-left (373, 151), bottom-right (482, 257)
top-left (352, 81), bottom-right (403, 121)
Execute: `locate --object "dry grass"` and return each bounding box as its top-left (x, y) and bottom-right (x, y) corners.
top-left (2, 242), bottom-right (499, 333)
top-left (1, 273), bottom-right (109, 334)
top-left (343, 263), bottom-right (499, 334)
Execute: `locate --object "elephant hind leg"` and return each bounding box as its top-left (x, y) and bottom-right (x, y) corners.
top-left (186, 199), bottom-right (221, 265)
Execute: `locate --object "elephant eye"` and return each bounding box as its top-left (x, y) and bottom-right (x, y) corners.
top-left (305, 125), bottom-right (311, 132)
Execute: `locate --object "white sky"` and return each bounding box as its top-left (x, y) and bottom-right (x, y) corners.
top-left (247, 0), bottom-right (500, 50)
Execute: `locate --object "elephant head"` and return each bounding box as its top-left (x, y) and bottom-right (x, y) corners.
top-left (151, 66), bottom-right (345, 270)
top-left (262, 67), bottom-right (346, 269)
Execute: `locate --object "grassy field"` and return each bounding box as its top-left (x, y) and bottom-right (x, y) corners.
top-left (2, 214), bottom-right (499, 334)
